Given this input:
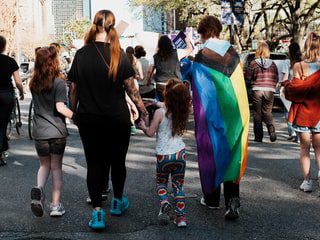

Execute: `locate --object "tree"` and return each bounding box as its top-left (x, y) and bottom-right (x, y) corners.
top-left (266, 0), bottom-right (320, 46)
top-left (129, 0), bottom-right (220, 27)
top-left (0, 1), bottom-right (17, 55)
top-left (63, 18), bottom-right (91, 46)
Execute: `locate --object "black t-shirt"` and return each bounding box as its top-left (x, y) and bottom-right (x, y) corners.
top-left (0, 54), bottom-right (19, 90)
top-left (68, 42), bottom-right (135, 119)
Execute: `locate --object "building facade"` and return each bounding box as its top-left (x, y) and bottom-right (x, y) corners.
top-left (52, 0), bottom-right (91, 40)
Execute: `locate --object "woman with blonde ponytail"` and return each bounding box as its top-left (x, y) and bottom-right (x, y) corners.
top-left (69, 10), bottom-right (148, 230)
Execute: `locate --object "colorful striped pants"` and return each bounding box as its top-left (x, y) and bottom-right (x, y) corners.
top-left (156, 148), bottom-right (186, 216)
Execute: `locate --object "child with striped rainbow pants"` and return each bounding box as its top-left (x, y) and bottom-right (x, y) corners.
top-left (139, 79), bottom-right (191, 227)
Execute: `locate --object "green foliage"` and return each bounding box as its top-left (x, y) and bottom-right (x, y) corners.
top-left (129, 0), bottom-right (219, 26)
top-left (63, 18), bottom-right (91, 45)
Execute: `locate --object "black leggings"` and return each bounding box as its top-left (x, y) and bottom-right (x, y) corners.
top-left (77, 114), bottom-right (131, 208)
top-left (0, 90), bottom-right (14, 155)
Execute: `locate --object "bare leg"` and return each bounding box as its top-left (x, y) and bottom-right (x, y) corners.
top-left (50, 154), bottom-right (63, 205)
top-left (312, 133), bottom-right (320, 171)
top-left (37, 156), bottom-right (51, 188)
top-left (299, 132), bottom-right (311, 181)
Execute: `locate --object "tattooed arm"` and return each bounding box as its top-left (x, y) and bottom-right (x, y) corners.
top-left (124, 76), bottom-right (148, 118)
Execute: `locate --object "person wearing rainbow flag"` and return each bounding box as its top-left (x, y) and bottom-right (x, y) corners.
top-left (192, 16), bottom-right (250, 220)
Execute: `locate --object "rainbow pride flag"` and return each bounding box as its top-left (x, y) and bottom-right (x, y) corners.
top-left (192, 38), bottom-right (250, 194)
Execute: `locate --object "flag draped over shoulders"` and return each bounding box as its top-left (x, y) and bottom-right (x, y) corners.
top-left (192, 38), bottom-right (250, 194)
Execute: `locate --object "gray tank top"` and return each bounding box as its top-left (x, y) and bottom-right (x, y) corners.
top-left (153, 50), bottom-right (181, 83)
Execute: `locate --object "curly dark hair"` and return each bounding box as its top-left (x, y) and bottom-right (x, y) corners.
top-left (157, 35), bottom-right (174, 60)
top-left (164, 79), bottom-right (191, 136)
top-left (134, 45), bottom-right (146, 59)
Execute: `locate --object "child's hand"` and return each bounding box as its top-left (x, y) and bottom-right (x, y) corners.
top-left (138, 120), bottom-right (147, 130)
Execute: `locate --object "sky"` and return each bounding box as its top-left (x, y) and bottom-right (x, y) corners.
top-left (90, 0), bottom-right (143, 35)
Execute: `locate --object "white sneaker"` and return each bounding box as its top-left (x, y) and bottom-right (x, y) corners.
top-left (299, 180), bottom-right (313, 192)
top-left (50, 202), bottom-right (65, 217)
top-left (200, 197), bottom-right (220, 209)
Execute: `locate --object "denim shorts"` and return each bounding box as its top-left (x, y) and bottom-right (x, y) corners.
top-left (35, 138), bottom-right (66, 157)
top-left (293, 122), bottom-right (320, 134)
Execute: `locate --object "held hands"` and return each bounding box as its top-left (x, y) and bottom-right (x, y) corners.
top-left (280, 86), bottom-right (285, 97)
top-left (137, 119), bottom-right (147, 131)
top-left (19, 91), bottom-right (24, 101)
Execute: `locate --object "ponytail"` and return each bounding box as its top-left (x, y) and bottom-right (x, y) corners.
top-left (106, 26), bottom-right (121, 81)
top-left (84, 24), bottom-right (97, 45)
top-left (89, 10), bottom-right (121, 82)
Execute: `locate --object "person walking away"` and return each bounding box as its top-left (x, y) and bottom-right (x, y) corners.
top-left (29, 46), bottom-right (74, 217)
top-left (280, 42), bottom-right (302, 142)
top-left (0, 35), bottom-right (24, 166)
top-left (134, 45), bottom-right (155, 99)
top-left (192, 16), bottom-right (250, 220)
top-left (138, 80), bottom-right (191, 227)
top-left (283, 32), bottom-right (320, 192)
top-left (69, 10), bottom-right (148, 230)
top-left (125, 46), bottom-right (142, 135)
top-left (147, 35), bottom-right (193, 101)
top-left (249, 41), bottom-right (279, 142)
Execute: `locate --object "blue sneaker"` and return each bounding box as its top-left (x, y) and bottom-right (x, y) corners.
top-left (89, 209), bottom-right (106, 230)
top-left (111, 196), bottom-right (129, 216)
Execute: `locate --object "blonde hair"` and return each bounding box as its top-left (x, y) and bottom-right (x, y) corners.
top-left (255, 41), bottom-right (270, 58)
top-left (304, 32), bottom-right (320, 62)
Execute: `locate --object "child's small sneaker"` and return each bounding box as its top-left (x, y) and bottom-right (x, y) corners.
top-left (31, 186), bottom-right (45, 217)
top-left (111, 195), bottom-right (129, 216)
top-left (50, 202), bottom-right (66, 217)
top-left (300, 180), bottom-right (313, 192)
top-left (89, 209), bottom-right (106, 230)
top-left (158, 201), bottom-right (171, 225)
top-left (174, 215), bottom-right (187, 228)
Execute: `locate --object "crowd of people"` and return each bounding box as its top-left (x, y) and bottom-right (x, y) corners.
top-left (0, 8), bottom-right (320, 232)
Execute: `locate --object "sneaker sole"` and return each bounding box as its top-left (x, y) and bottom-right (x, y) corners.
top-left (31, 187), bottom-right (43, 217)
top-left (31, 187), bottom-right (42, 201)
top-left (300, 188), bottom-right (312, 193)
top-left (174, 220), bottom-right (187, 228)
top-left (89, 222), bottom-right (105, 230)
top-left (31, 201), bottom-right (44, 217)
top-left (200, 198), bottom-right (220, 209)
top-left (225, 211), bottom-right (239, 220)
top-left (50, 210), bottom-right (65, 217)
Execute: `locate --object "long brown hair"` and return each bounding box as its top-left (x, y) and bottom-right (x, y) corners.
top-left (84, 10), bottom-right (120, 81)
top-left (304, 32), bottom-right (320, 62)
top-left (164, 79), bottom-right (191, 136)
top-left (29, 46), bottom-right (60, 94)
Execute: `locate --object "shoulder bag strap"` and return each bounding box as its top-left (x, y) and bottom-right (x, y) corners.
top-left (94, 43), bottom-right (110, 69)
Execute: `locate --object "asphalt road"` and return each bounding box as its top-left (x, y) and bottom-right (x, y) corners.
top-left (1, 95), bottom-right (320, 240)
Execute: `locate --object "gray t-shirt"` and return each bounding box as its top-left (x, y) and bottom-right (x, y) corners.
top-left (32, 78), bottom-right (68, 140)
